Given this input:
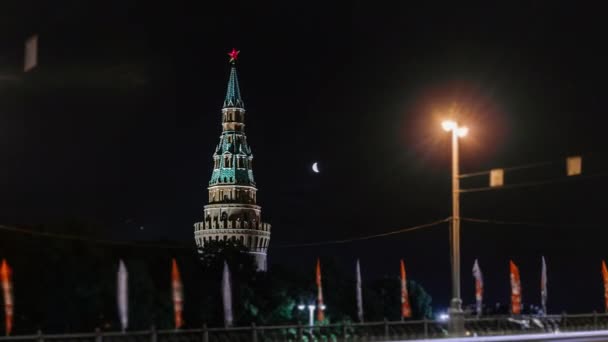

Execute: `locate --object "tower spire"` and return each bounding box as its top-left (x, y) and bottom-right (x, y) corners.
top-left (223, 49), bottom-right (244, 108)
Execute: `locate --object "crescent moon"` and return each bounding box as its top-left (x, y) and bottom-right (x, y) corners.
top-left (312, 162), bottom-right (320, 173)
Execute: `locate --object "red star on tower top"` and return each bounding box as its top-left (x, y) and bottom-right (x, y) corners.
top-left (228, 48), bottom-right (240, 63)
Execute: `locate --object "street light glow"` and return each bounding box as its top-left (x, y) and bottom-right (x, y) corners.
top-left (457, 126), bottom-right (469, 137)
top-left (442, 120), bottom-right (457, 132)
top-left (297, 304), bottom-right (305, 310)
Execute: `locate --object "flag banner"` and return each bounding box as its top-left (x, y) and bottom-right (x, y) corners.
top-left (117, 260), bottom-right (129, 332)
top-left (602, 261), bottom-right (608, 313)
top-left (222, 261), bottom-right (234, 327)
top-left (510, 260), bottom-right (522, 315)
top-left (490, 169), bottom-right (504, 187)
top-left (0, 259), bottom-right (14, 336)
top-left (472, 259), bottom-right (483, 316)
top-left (171, 259), bottom-right (184, 329)
top-left (24, 35), bottom-right (38, 72)
top-left (400, 260), bottom-right (412, 318)
top-left (356, 259), bottom-right (364, 322)
top-left (316, 259), bottom-right (325, 322)
top-left (541, 256), bottom-right (548, 315)
top-left (566, 156), bottom-right (582, 176)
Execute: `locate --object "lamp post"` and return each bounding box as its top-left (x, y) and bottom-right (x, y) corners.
top-left (297, 303), bottom-right (326, 333)
top-left (442, 120), bottom-right (469, 335)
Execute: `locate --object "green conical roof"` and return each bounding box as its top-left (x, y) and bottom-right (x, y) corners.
top-left (223, 66), bottom-right (244, 108)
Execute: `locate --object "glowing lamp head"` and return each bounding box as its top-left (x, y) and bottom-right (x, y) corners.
top-left (438, 313), bottom-right (450, 321)
top-left (442, 120), bottom-right (457, 132)
top-left (320, 304), bottom-right (326, 310)
top-left (297, 305), bottom-right (306, 311)
top-left (457, 126), bottom-right (469, 137)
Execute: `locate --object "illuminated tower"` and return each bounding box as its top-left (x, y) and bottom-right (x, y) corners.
top-left (194, 49), bottom-right (271, 270)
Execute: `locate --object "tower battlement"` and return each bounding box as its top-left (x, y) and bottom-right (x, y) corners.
top-left (193, 51), bottom-right (271, 271)
top-left (194, 220), bottom-right (271, 231)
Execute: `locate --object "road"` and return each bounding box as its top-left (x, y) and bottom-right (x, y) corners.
top-left (392, 330), bottom-right (608, 342)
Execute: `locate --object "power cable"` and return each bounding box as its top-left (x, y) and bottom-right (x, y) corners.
top-left (459, 160), bottom-right (557, 179)
top-left (460, 172), bottom-right (608, 193)
top-left (0, 224), bottom-right (192, 249)
top-left (273, 218), bottom-right (450, 248)
top-left (462, 217), bottom-right (604, 229)
top-left (0, 218), bottom-right (451, 249)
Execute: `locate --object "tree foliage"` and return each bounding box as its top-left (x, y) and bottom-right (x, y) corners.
top-left (0, 221), bottom-right (434, 334)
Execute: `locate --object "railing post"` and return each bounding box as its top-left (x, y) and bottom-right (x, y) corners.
top-left (297, 324), bottom-right (303, 341)
top-left (251, 322), bottom-right (258, 342)
top-left (384, 318), bottom-right (389, 340)
top-left (593, 311), bottom-right (598, 329)
top-left (561, 312), bottom-right (567, 331)
top-left (202, 323), bottom-right (209, 342)
top-left (150, 325), bottom-right (157, 342)
top-left (424, 319), bottom-right (429, 338)
top-left (37, 329), bottom-right (44, 342)
top-left (95, 328), bottom-right (102, 342)
top-left (342, 323), bottom-right (348, 342)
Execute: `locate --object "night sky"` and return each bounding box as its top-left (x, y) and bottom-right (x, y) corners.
top-left (2, 1), bottom-right (608, 313)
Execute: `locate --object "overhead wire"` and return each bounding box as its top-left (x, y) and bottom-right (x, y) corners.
top-left (461, 217), bottom-right (605, 229)
top-left (0, 218), bottom-right (451, 249)
top-left (1, 215), bottom-right (603, 250)
top-left (0, 224), bottom-right (192, 249)
top-left (459, 160), bottom-right (557, 179)
top-left (460, 172), bottom-right (608, 193)
top-left (272, 218), bottom-right (450, 248)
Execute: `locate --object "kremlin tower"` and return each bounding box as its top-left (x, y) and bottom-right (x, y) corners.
top-left (194, 50), bottom-right (271, 270)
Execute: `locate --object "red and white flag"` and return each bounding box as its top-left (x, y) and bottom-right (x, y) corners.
top-left (171, 259), bottom-right (184, 329)
top-left (602, 260), bottom-right (608, 312)
top-left (400, 260), bottom-right (412, 318)
top-left (316, 259), bottom-right (325, 322)
top-left (0, 259), bottom-right (14, 336)
top-left (541, 256), bottom-right (548, 315)
top-left (510, 260), bottom-right (522, 315)
top-left (472, 259), bottom-right (483, 316)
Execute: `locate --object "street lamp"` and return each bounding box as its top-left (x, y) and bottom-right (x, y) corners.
top-left (298, 304), bottom-right (325, 329)
top-left (442, 120), bottom-right (468, 335)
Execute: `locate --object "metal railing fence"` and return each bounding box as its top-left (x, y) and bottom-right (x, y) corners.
top-left (2, 312), bottom-right (608, 342)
